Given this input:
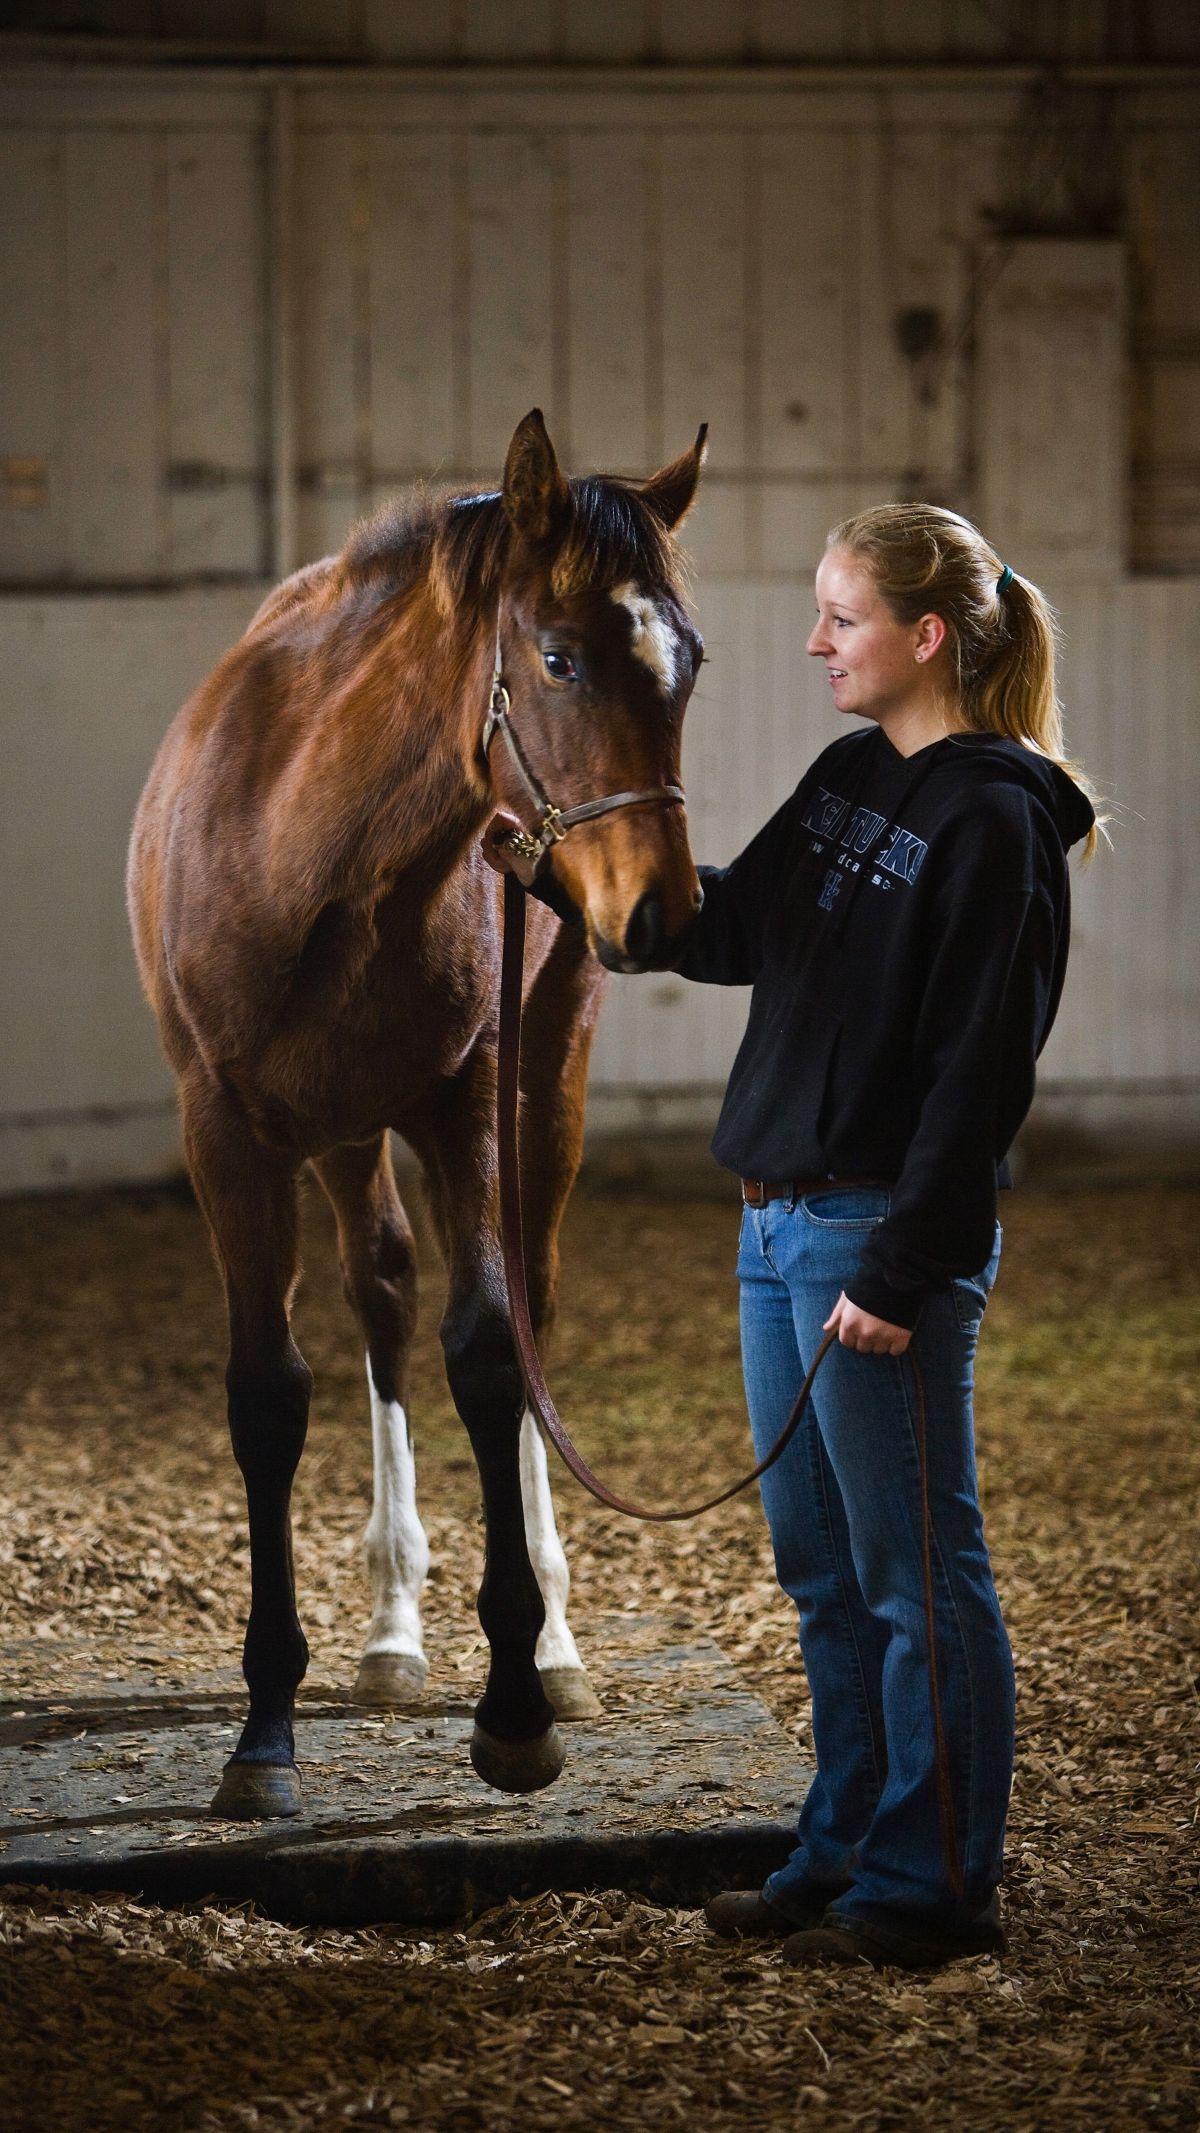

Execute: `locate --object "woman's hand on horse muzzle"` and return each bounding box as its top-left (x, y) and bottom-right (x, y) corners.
top-left (481, 812), bottom-right (543, 889)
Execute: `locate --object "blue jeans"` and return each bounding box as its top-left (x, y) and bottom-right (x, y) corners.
top-left (737, 1187), bottom-right (1012, 1926)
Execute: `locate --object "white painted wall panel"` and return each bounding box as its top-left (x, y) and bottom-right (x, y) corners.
top-left (566, 131), bottom-right (651, 473)
top-left (293, 125), bottom-right (362, 558)
top-left (0, 588), bottom-right (262, 1191)
top-left (466, 130), bottom-right (561, 470)
top-left (368, 132), bottom-right (458, 479)
top-left (166, 127), bottom-right (266, 576)
top-left (978, 240), bottom-right (1127, 577)
top-left (0, 131), bottom-right (67, 583)
top-left (64, 129), bottom-right (167, 580)
top-left (660, 131), bottom-right (750, 573)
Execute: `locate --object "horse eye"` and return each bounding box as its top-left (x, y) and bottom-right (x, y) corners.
top-left (543, 650), bottom-right (577, 683)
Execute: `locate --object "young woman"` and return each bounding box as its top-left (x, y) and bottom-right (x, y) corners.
top-left (680, 504), bottom-right (1098, 1969)
top-left (488, 502), bottom-right (1098, 1970)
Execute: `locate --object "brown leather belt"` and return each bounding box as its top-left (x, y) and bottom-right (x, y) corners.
top-left (741, 1175), bottom-right (893, 1207)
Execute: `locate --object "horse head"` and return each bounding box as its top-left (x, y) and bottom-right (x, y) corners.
top-left (490, 409), bottom-right (707, 973)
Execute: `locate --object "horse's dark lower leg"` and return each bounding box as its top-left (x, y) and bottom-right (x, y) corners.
top-left (184, 1083), bottom-right (311, 1818)
top-left (215, 1337), bottom-right (312, 1813)
top-left (410, 1060), bottom-right (563, 1792)
top-left (443, 1295), bottom-right (562, 1792)
top-left (312, 1136), bottom-right (428, 1707)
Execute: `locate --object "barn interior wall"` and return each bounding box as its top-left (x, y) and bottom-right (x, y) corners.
top-left (1, 60), bottom-right (1197, 1191)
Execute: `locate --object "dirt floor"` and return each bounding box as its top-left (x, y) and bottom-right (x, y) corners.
top-left (1, 1178), bottom-right (1197, 2131)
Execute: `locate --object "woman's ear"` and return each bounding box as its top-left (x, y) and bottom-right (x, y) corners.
top-left (915, 612), bottom-right (948, 663)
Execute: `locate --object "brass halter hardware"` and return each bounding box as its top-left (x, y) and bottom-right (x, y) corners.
top-left (481, 619), bottom-right (686, 861)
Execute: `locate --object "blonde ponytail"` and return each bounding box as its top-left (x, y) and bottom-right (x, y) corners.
top-left (827, 503), bottom-right (1105, 861)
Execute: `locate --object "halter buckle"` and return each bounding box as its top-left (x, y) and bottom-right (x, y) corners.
top-left (539, 805), bottom-right (567, 845)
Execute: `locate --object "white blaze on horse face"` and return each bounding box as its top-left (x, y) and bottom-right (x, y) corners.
top-left (519, 1408), bottom-right (585, 1674)
top-left (612, 581), bottom-right (680, 696)
top-left (361, 1358), bottom-right (430, 1668)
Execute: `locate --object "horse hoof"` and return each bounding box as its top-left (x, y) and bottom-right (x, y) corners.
top-left (539, 1665), bottom-right (601, 1721)
top-left (351, 1651), bottom-right (429, 1707)
top-left (470, 1721), bottom-right (565, 1794)
top-left (211, 1759), bottom-right (302, 1820)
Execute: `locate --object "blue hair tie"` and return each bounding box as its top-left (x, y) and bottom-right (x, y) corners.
top-left (997, 564), bottom-right (1014, 594)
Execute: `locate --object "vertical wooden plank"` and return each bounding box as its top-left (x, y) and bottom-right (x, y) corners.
top-left (1129, 581), bottom-right (1174, 1077)
top-left (563, 0), bottom-right (646, 59)
top-left (869, 0), bottom-right (947, 55)
top-left (656, 0), bottom-right (743, 56)
top-left (945, 0), bottom-right (1011, 56)
top-left (851, 116), bottom-right (917, 478)
top-left (167, 127), bottom-right (267, 578)
top-left (461, 0), bottom-right (557, 60)
top-left (759, 126), bottom-right (852, 477)
top-left (660, 130), bottom-right (749, 571)
top-left (466, 130), bottom-right (557, 474)
top-left (364, 0), bottom-right (457, 59)
top-left (263, 0), bottom-right (357, 48)
top-left (369, 130), bottom-right (457, 478)
top-left (1042, 580), bottom-right (1106, 1080)
top-left (977, 241), bottom-right (1126, 576)
top-left (566, 130), bottom-right (648, 473)
top-left (162, 0), bottom-right (255, 35)
top-left (879, 125), bottom-right (960, 481)
top-left (1166, 581), bottom-right (1200, 1074)
top-left (754, 0), bottom-right (870, 57)
top-left (65, 129), bottom-right (166, 580)
top-left (293, 124), bottom-right (358, 561)
top-left (0, 131), bottom-right (68, 583)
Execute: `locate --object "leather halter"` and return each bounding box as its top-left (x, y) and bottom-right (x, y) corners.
top-left (481, 621), bottom-right (686, 863)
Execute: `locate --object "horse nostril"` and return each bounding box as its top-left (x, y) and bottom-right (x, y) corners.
top-left (624, 889), bottom-right (665, 966)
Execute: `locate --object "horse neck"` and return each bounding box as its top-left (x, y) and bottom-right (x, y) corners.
top-left (338, 587), bottom-right (496, 889)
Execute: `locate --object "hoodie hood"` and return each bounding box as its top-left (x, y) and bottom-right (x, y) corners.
top-left (916, 731), bottom-right (1096, 852)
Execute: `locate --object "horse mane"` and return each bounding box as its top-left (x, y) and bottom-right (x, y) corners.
top-left (341, 476), bottom-right (687, 620)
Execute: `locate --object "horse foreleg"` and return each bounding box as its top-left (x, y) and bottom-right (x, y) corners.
top-left (410, 1066), bottom-right (564, 1794)
top-left (514, 922), bottom-right (606, 1721)
top-left (520, 1411), bottom-right (601, 1719)
top-left (185, 1085), bottom-right (310, 1820)
top-left (443, 1304), bottom-right (563, 1793)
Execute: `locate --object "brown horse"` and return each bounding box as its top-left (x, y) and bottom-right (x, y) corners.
top-left (127, 411), bottom-right (706, 1817)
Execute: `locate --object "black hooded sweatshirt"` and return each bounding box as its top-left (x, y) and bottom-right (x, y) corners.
top-left (670, 725), bottom-right (1096, 1329)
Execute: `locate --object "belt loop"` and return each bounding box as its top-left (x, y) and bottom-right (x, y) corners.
top-left (787, 1182), bottom-right (799, 1212)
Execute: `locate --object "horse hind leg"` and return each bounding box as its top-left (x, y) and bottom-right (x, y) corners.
top-left (312, 1137), bottom-right (430, 1708)
top-left (183, 1082), bottom-right (310, 1820)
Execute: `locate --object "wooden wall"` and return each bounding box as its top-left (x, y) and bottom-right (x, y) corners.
top-left (6, 1), bottom-right (1200, 65)
top-left (0, 58), bottom-right (1196, 1189)
top-left (3, 70), bottom-right (1199, 580)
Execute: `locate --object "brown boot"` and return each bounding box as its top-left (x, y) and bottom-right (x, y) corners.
top-left (781, 1893), bottom-right (1006, 1971)
top-left (705, 1887), bottom-right (831, 1940)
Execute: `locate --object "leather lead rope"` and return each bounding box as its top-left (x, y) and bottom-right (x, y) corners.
top-left (497, 869), bottom-right (837, 1521)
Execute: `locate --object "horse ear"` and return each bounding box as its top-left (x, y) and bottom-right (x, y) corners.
top-left (640, 424), bottom-right (709, 530)
top-left (502, 409), bottom-right (570, 542)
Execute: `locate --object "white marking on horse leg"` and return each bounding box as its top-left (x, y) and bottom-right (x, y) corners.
top-left (519, 1407), bottom-right (583, 1673)
top-left (611, 581), bottom-right (681, 695)
top-left (360, 1355), bottom-right (430, 1672)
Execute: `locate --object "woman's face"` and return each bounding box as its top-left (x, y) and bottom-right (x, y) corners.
top-left (807, 546), bottom-right (939, 726)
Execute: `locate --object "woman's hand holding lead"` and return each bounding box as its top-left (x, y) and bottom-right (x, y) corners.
top-left (480, 812), bottom-right (541, 889)
top-left (824, 1291), bottom-right (912, 1356)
